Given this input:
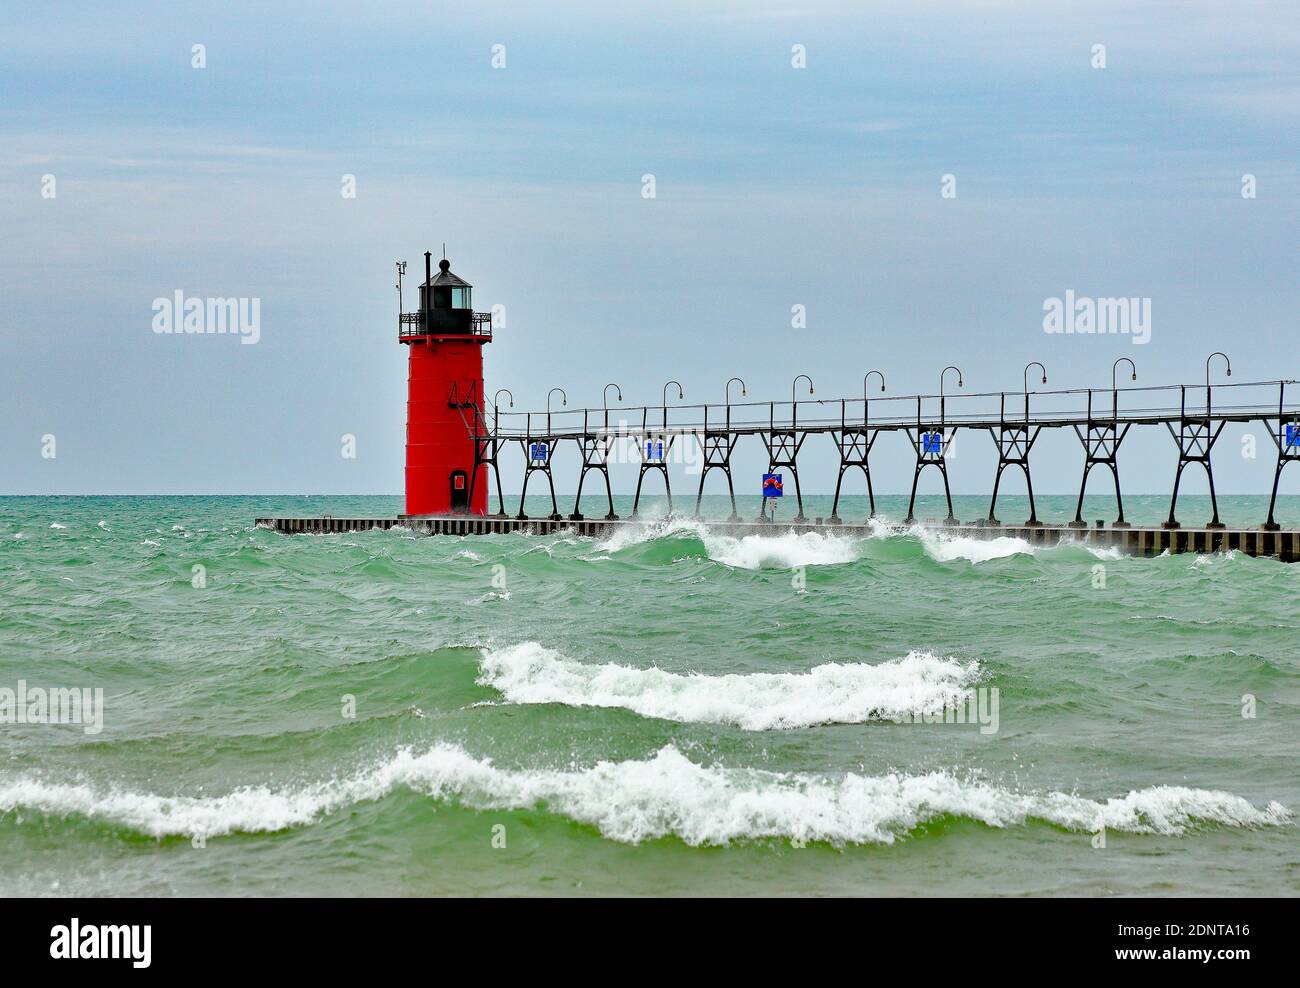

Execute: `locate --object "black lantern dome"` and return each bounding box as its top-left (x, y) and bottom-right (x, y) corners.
top-left (418, 252), bottom-right (474, 333)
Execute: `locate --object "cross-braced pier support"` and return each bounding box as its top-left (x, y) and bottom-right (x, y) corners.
top-left (695, 431), bottom-right (740, 520)
top-left (458, 395), bottom-right (507, 517)
top-left (904, 431), bottom-right (956, 527)
top-left (1264, 384), bottom-right (1300, 530)
top-left (987, 391), bottom-right (1044, 526)
top-left (829, 428), bottom-right (878, 522)
top-left (761, 429), bottom-right (808, 522)
top-left (476, 434), bottom-right (507, 518)
top-left (571, 434), bottom-right (617, 521)
top-left (1265, 419), bottom-right (1300, 530)
top-left (905, 389), bottom-right (959, 525)
top-left (1071, 425), bottom-right (1130, 528)
top-left (1070, 388), bottom-right (1133, 528)
top-left (1164, 385), bottom-right (1226, 530)
top-left (631, 433), bottom-right (673, 518)
top-left (988, 426), bottom-right (1042, 525)
top-left (905, 426), bottom-right (958, 525)
top-left (516, 436), bottom-right (561, 521)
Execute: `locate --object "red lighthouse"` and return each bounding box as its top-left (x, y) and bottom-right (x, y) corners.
top-left (399, 252), bottom-right (492, 516)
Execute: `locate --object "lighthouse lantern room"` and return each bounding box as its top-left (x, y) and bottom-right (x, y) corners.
top-left (398, 251), bottom-right (492, 517)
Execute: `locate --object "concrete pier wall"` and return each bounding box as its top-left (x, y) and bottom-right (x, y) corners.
top-left (253, 514), bottom-right (1299, 561)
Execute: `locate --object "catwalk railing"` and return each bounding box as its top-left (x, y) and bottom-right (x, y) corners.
top-left (449, 378), bottom-right (1300, 531)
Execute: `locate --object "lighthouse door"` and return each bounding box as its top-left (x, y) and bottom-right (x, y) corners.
top-left (449, 470), bottom-right (469, 513)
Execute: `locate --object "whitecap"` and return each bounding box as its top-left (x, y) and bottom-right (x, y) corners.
top-left (477, 642), bottom-right (979, 729)
top-left (904, 524), bottom-right (1033, 564)
top-left (704, 530), bottom-right (859, 569)
top-left (1, 747), bottom-right (1288, 846)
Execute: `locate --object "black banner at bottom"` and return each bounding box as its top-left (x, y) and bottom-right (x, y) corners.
top-left (0, 897), bottom-right (1285, 974)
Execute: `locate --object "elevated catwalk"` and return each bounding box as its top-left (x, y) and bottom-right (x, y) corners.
top-left (255, 514), bottom-right (1300, 562)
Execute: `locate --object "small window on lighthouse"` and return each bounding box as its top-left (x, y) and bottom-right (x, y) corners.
top-left (452, 287), bottom-right (471, 309)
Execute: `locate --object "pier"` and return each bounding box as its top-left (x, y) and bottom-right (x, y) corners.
top-left (254, 515), bottom-right (1300, 562)
top-left (260, 254), bottom-right (1300, 560)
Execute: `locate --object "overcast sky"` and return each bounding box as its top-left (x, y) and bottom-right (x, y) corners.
top-left (2, 1), bottom-right (1297, 495)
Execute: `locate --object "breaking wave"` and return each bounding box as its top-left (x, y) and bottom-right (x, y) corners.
top-left (477, 642), bottom-right (979, 729)
top-left (1, 746), bottom-right (1288, 846)
top-left (588, 515), bottom-right (1129, 568)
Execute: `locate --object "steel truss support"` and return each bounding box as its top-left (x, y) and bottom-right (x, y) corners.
top-left (632, 433), bottom-right (674, 517)
top-left (827, 397), bottom-right (880, 522)
top-left (695, 431), bottom-right (740, 520)
top-left (515, 436), bottom-right (561, 521)
top-left (904, 429), bottom-right (958, 524)
top-left (473, 433), bottom-right (507, 518)
top-left (571, 434), bottom-right (617, 521)
top-left (1264, 383), bottom-right (1299, 530)
top-left (1164, 385), bottom-right (1226, 529)
top-left (830, 430), bottom-right (879, 521)
top-left (571, 408), bottom-right (621, 520)
top-left (1070, 389), bottom-right (1132, 527)
top-left (988, 427), bottom-right (1043, 525)
top-left (760, 429), bottom-right (809, 521)
top-left (905, 395), bottom-right (958, 525)
top-left (511, 409), bottom-right (563, 521)
top-left (987, 392), bottom-right (1043, 526)
top-left (450, 380), bottom-right (508, 518)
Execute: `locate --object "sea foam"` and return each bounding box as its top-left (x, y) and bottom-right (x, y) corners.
top-left (0, 746), bottom-right (1288, 845)
top-left (595, 516), bottom-right (860, 569)
top-left (477, 642), bottom-right (979, 729)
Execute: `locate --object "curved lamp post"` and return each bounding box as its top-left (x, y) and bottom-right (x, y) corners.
top-left (487, 388), bottom-right (513, 518)
top-left (663, 380), bottom-right (684, 410)
top-left (1022, 361), bottom-right (1046, 422)
top-left (1206, 351), bottom-right (1232, 389)
top-left (602, 382), bottom-right (622, 430)
top-left (792, 374), bottom-right (814, 403)
top-left (940, 365), bottom-right (963, 397)
top-left (547, 387), bottom-right (567, 417)
top-left (1112, 357), bottom-right (1136, 419)
top-left (1112, 357), bottom-right (1136, 391)
top-left (863, 369), bottom-right (886, 427)
top-left (493, 388), bottom-right (514, 423)
top-left (724, 376), bottom-right (746, 432)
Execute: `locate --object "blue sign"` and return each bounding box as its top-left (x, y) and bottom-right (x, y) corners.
top-left (1287, 424), bottom-right (1300, 448)
top-left (529, 442), bottom-right (549, 464)
top-left (762, 473), bottom-right (784, 497)
top-left (645, 440), bottom-right (665, 462)
top-left (922, 431), bottom-right (943, 454)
